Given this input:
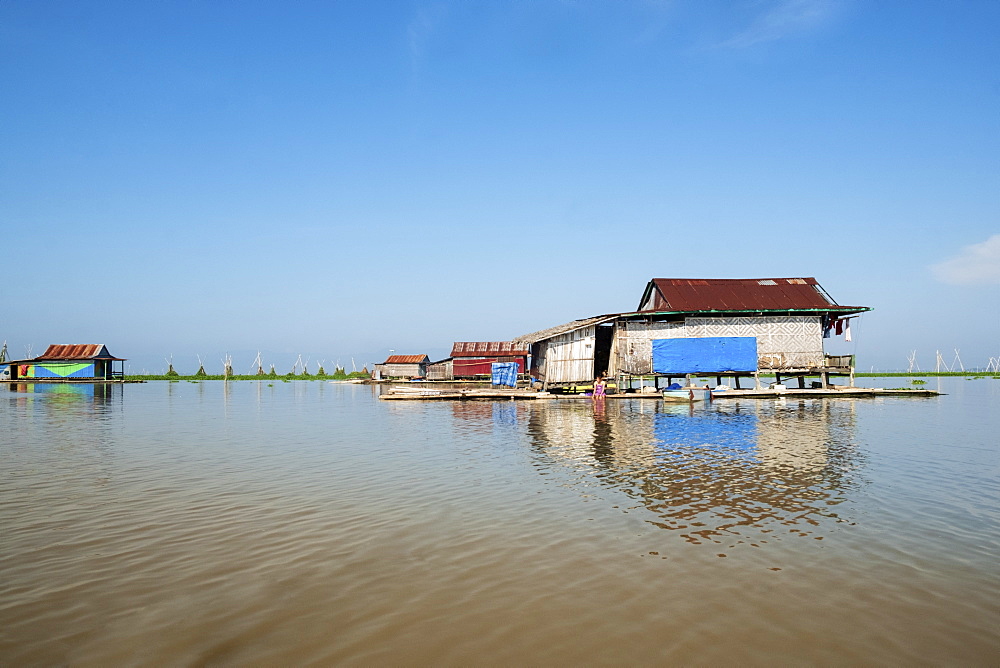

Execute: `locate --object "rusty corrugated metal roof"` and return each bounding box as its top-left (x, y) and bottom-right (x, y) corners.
top-left (383, 354), bottom-right (429, 364)
top-left (35, 344), bottom-right (125, 360)
top-left (450, 342), bottom-right (529, 357)
top-left (639, 278), bottom-right (868, 313)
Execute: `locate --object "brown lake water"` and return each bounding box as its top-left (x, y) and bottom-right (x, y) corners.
top-left (2, 378), bottom-right (998, 665)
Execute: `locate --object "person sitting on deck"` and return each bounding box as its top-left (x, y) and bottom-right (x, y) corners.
top-left (593, 374), bottom-right (607, 398)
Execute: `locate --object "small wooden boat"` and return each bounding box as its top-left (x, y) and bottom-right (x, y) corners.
top-left (662, 387), bottom-right (710, 402)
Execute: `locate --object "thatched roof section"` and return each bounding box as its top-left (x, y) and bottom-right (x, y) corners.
top-left (512, 314), bottom-right (619, 345)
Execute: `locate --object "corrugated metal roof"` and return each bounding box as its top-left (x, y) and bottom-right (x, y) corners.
top-left (35, 344), bottom-right (125, 360)
top-left (639, 278), bottom-right (868, 313)
top-left (383, 354), bottom-right (429, 364)
top-left (513, 314), bottom-right (619, 345)
top-left (450, 341), bottom-right (529, 357)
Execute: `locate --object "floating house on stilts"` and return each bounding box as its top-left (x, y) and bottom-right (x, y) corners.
top-left (514, 278), bottom-right (870, 392)
top-left (4, 344), bottom-right (127, 381)
top-left (374, 354), bottom-right (430, 380)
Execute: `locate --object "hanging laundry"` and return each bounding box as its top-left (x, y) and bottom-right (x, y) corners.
top-left (835, 318), bottom-right (845, 336)
top-left (845, 319), bottom-right (852, 342)
top-left (822, 315), bottom-right (832, 338)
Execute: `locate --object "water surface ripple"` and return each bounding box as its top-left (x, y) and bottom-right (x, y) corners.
top-left (1, 379), bottom-right (998, 665)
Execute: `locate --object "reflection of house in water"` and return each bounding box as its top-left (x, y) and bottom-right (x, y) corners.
top-left (6, 381), bottom-right (120, 413)
top-left (752, 400), bottom-right (857, 473)
top-left (446, 400), bottom-right (526, 439)
top-left (526, 399), bottom-right (861, 546)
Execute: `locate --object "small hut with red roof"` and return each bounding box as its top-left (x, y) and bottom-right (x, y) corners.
top-left (375, 354), bottom-right (430, 379)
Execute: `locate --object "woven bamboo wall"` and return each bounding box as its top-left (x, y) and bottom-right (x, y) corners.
top-left (610, 315), bottom-right (824, 373)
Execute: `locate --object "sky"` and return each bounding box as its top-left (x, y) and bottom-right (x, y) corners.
top-left (1, 0), bottom-right (997, 374)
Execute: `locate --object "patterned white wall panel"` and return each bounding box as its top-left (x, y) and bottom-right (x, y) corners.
top-left (611, 321), bottom-right (686, 374)
top-left (612, 316), bottom-right (825, 373)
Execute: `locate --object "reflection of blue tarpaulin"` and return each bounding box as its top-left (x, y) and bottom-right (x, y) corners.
top-left (653, 411), bottom-right (758, 460)
top-left (652, 337), bottom-right (758, 374)
top-left (491, 362), bottom-right (518, 387)
top-left (492, 402), bottom-right (518, 426)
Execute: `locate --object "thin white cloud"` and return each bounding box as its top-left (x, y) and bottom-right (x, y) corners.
top-left (932, 234), bottom-right (1000, 286)
top-left (719, 0), bottom-right (838, 49)
top-left (407, 4), bottom-right (447, 72)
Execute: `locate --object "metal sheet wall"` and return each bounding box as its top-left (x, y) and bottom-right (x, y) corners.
top-left (19, 362), bottom-right (96, 378)
top-left (453, 357), bottom-right (525, 377)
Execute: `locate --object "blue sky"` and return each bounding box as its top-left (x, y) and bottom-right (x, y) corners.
top-left (1, 0), bottom-right (997, 373)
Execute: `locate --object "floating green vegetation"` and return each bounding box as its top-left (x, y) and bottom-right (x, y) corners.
top-left (911, 379), bottom-right (926, 385)
top-left (855, 371), bottom-right (999, 377)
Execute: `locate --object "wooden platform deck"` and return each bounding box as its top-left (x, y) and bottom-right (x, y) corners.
top-left (710, 387), bottom-right (941, 398)
top-left (379, 389), bottom-right (555, 401)
top-left (379, 387), bottom-right (941, 401)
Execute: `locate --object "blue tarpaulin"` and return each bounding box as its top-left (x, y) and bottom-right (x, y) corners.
top-left (652, 337), bottom-right (758, 374)
top-left (491, 362), bottom-right (519, 387)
